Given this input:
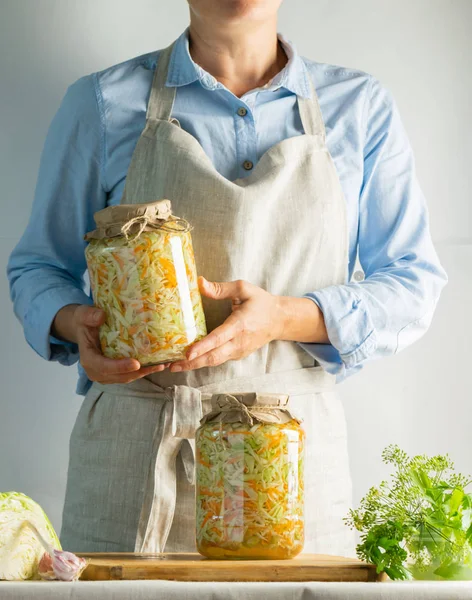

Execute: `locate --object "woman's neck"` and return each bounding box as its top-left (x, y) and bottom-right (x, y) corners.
top-left (188, 18), bottom-right (287, 97)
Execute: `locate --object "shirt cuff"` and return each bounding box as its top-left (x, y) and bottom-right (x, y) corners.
top-left (23, 287), bottom-right (92, 366)
top-left (298, 341), bottom-right (364, 383)
top-left (303, 286), bottom-right (378, 370)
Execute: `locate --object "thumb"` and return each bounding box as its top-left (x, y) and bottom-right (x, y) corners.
top-left (199, 276), bottom-right (251, 301)
top-left (76, 305), bottom-right (106, 328)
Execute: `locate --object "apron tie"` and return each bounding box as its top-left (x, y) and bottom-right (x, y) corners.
top-left (167, 384), bottom-right (203, 441)
top-left (134, 384), bottom-right (204, 553)
top-left (166, 384), bottom-right (203, 485)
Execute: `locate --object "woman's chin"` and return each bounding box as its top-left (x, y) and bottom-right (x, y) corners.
top-left (189, 0), bottom-right (283, 23)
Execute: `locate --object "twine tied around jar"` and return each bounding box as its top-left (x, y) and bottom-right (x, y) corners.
top-left (213, 394), bottom-right (255, 426)
top-left (84, 199), bottom-right (192, 241)
top-left (200, 392), bottom-right (302, 426)
top-left (120, 214), bottom-right (192, 240)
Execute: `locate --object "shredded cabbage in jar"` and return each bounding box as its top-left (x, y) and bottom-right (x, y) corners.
top-left (196, 420), bottom-right (304, 559)
top-left (85, 223), bottom-right (207, 364)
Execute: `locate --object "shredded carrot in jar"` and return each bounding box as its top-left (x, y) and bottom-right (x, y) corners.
top-left (85, 226), bottom-right (207, 364)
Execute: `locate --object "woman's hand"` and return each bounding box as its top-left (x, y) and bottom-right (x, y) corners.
top-left (169, 277), bottom-right (328, 373)
top-left (53, 304), bottom-right (169, 384)
top-left (169, 278), bottom-right (282, 373)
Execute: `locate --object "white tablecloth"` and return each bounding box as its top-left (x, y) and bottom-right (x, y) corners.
top-left (2, 580), bottom-right (472, 599)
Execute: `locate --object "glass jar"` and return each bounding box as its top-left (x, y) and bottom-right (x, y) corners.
top-left (85, 200), bottom-right (207, 365)
top-left (406, 530), bottom-right (472, 581)
top-left (195, 393), bottom-right (304, 560)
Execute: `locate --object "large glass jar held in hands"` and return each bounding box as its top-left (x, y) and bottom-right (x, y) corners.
top-left (196, 393), bottom-right (305, 560)
top-left (84, 199), bottom-right (207, 365)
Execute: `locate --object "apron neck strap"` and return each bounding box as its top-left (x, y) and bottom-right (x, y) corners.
top-left (146, 43), bottom-right (177, 122)
top-left (297, 79), bottom-right (327, 141)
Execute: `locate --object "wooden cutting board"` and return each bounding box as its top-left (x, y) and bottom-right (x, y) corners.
top-left (77, 552), bottom-right (385, 582)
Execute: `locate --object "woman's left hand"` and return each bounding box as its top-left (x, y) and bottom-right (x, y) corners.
top-left (169, 277), bottom-right (283, 372)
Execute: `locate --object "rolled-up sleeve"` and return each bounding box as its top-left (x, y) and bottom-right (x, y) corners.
top-left (302, 77), bottom-right (448, 379)
top-left (7, 73), bottom-right (107, 364)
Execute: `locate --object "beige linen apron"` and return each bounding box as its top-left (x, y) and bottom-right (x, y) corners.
top-left (60, 42), bottom-right (355, 557)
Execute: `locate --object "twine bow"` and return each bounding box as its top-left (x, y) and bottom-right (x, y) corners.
top-left (214, 394), bottom-right (255, 426)
top-left (121, 215), bottom-right (192, 240)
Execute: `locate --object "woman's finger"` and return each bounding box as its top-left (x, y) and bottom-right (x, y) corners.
top-left (199, 277), bottom-right (253, 302)
top-left (80, 342), bottom-right (141, 375)
top-left (75, 305), bottom-right (107, 328)
top-left (78, 321), bottom-right (141, 375)
top-left (92, 364), bottom-right (168, 384)
top-left (186, 314), bottom-right (241, 360)
top-left (138, 363), bottom-right (169, 376)
top-left (171, 340), bottom-right (237, 372)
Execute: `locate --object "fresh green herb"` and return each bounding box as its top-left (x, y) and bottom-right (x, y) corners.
top-left (345, 445), bottom-right (472, 580)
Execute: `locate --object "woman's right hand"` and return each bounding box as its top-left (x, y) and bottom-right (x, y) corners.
top-left (53, 304), bottom-right (169, 384)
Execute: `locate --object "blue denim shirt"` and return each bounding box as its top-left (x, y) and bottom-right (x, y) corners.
top-left (7, 29), bottom-right (447, 395)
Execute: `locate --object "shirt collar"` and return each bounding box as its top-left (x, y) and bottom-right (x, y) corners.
top-left (165, 28), bottom-right (312, 99)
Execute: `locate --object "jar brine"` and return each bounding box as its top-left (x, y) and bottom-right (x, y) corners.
top-left (84, 200), bottom-right (207, 365)
top-left (196, 393), bottom-right (305, 560)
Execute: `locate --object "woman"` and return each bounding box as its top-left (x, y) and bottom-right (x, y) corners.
top-left (7, 0), bottom-right (447, 556)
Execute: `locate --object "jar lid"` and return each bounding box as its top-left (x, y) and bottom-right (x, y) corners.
top-left (84, 199), bottom-right (184, 240)
top-left (200, 392), bottom-right (302, 426)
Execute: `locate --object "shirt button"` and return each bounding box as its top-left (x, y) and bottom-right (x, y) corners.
top-left (353, 270), bottom-right (365, 282)
top-left (243, 160), bottom-right (254, 171)
top-left (237, 107), bottom-right (248, 117)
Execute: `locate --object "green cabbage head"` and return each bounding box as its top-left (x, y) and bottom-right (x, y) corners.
top-left (0, 492), bottom-right (61, 580)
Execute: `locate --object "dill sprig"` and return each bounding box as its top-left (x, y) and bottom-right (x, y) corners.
top-left (345, 445), bottom-right (472, 580)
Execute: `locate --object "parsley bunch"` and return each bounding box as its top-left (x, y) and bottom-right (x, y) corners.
top-left (345, 445), bottom-right (472, 580)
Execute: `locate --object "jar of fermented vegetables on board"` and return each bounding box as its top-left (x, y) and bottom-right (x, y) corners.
top-left (84, 199), bottom-right (207, 365)
top-left (195, 393), bottom-right (305, 560)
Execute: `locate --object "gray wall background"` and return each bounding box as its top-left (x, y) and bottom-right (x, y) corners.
top-left (1, 0), bottom-right (471, 534)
